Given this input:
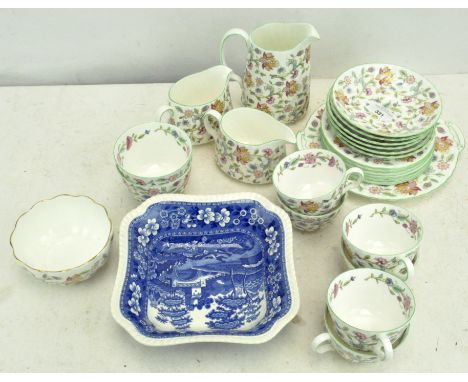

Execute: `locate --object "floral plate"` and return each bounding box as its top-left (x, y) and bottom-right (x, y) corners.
top-left (331, 63), bottom-right (442, 138)
top-left (111, 193), bottom-right (299, 345)
top-left (297, 105), bottom-right (464, 201)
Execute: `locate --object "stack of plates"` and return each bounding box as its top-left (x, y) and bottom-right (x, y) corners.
top-left (322, 63), bottom-right (442, 185)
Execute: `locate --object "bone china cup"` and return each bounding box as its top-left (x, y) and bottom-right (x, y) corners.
top-left (273, 149), bottom-right (363, 215)
top-left (9, 195), bottom-right (113, 285)
top-left (114, 122), bottom-right (192, 201)
top-left (327, 268), bottom-right (415, 360)
top-left (311, 308), bottom-right (410, 363)
top-left (342, 204), bottom-right (423, 280)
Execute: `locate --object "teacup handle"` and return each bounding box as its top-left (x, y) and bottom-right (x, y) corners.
top-left (398, 257), bottom-right (415, 281)
top-left (220, 28), bottom-right (250, 68)
top-left (203, 109), bottom-right (222, 139)
top-left (310, 333), bottom-right (334, 354)
top-left (156, 105), bottom-right (175, 124)
top-left (343, 167), bottom-right (364, 192)
top-left (374, 334), bottom-right (393, 361)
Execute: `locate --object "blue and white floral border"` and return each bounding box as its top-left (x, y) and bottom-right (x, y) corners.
top-left (111, 192), bottom-right (299, 346)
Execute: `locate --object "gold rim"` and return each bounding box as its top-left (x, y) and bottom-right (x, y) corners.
top-left (9, 194), bottom-right (113, 274)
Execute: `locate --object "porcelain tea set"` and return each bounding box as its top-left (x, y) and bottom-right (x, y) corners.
top-left (7, 22), bottom-right (465, 362)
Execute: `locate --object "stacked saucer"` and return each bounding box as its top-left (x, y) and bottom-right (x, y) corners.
top-left (322, 63), bottom-right (442, 186)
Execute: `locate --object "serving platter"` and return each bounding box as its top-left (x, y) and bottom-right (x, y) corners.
top-left (111, 192), bottom-right (299, 345)
top-left (297, 105), bottom-right (464, 201)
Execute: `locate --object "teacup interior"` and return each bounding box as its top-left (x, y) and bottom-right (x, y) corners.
top-left (11, 196), bottom-right (111, 271)
top-left (222, 108), bottom-right (295, 145)
top-left (170, 66), bottom-right (230, 105)
top-left (278, 162), bottom-right (343, 198)
top-left (121, 129), bottom-right (187, 177)
top-left (251, 23), bottom-right (312, 51)
top-left (330, 271), bottom-right (412, 331)
top-left (346, 207), bottom-right (418, 254)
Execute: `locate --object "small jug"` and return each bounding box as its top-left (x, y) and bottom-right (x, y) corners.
top-left (203, 107), bottom-right (296, 184)
top-left (156, 65), bottom-right (242, 145)
top-left (220, 23), bottom-right (320, 124)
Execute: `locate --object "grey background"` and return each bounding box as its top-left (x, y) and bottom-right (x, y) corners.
top-left (0, 8), bottom-right (467, 86)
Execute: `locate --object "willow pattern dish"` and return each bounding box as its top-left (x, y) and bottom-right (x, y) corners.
top-left (331, 63), bottom-right (442, 137)
top-left (277, 194), bottom-right (345, 232)
top-left (10, 194), bottom-right (113, 285)
top-left (273, 149), bottom-right (362, 215)
top-left (155, 65), bottom-right (241, 145)
top-left (327, 268), bottom-right (416, 360)
top-left (297, 105), bottom-right (464, 200)
top-left (340, 239), bottom-right (415, 281)
top-left (311, 308), bottom-right (410, 363)
top-left (111, 192), bottom-right (299, 345)
top-left (114, 122), bottom-right (192, 201)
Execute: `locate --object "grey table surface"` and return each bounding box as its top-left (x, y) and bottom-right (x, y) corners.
top-left (0, 75), bottom-right (467, 372)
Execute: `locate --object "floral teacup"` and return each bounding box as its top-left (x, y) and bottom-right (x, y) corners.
top-left (114, 122), bottom-right (192, 201)
top-left (277, 194), bottom-right (344, 232)
top-left (311, 308), bottom-right (410, 363)
top-left (327, 268), bottom-right (415, 360)
top-left (273, 149), bottom-right (363, 215)
top-left (342, 204), bottom-right (422, 281)
top-left (155, 65), bottom-right (241, 145)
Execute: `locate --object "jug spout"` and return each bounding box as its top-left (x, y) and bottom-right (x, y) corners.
top-left (302, 23), bottom-right (320, 45)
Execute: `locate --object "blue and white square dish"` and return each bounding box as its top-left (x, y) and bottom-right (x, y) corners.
top-left (111, 193), bottom-right (299, 345)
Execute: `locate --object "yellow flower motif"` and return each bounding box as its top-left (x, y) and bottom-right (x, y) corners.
top-left (259, 52), bottom-right (278, 71)
top-left (435, 136), bottom-right (453, 152)
top-left (211, 100), bottom-right (225, 114)
top-left (235, 146), bottom-right (251, 164)
top-left (300, 201), bottom-right (319, 214)
top-left (376, 67), bottom-right (393, 86)
top-left (256, 102), bottom-right (271, 114)
top-left (245, 71), bottom-right (253, 87)
top-left (65, 273), bottom-right (84, 285)
top-left (334, 90), bottom-right (349, 106)
top-left (395, 181), bottom-right (421, 195)
top-left (419, 101), bottom-right (440, 116)
top-left (285, 80), bottom-right (299, 96)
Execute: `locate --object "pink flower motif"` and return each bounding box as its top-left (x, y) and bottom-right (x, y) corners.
top-left (403, 295), bottom-right (412, 311)
top-left (136, 179), bottom-right (146, 186)
top-left (266, 96), bottom-right (275, 105)
top-left (148, 188), bottom-right (160, 195)
top-left (220, 155), bottom-right (227, 164)
top-left (396, 121), bottom-right (405, 129)
top-left (332, 283), bottom-right (339, 298)
top-left (328, 157), bottom-right (336, 167)
top-left (375, 257), bottom-right (388, 266)
top-left (437, 161), bottom-right (449, 170)
top-left (408, 220), bottom-right (418, 235)
top-left (406, 75), bottom-right (416, 84)
top-left (247, 62), bottom-right (253, 70)
top-left (169, 174), bottom-right (178, 182)
top-left (254, 170), bottom-right (263, 178)
top-left (356, 112), bottom-right (366, 119)
top-left (402, 96), bottom-right (412, 103)
top-left (199, 126), bottom-right (206, 135)
top-left (292, 69), bottom-right (299, 79)
top-left (368, 186), bottom-right (382, 194)
top-left (304, 153), bottom-right (316, 164)
top-left (353, 331), bottom-right (367, 341)
top-left (365, 88), bottom-right (372, 96)
top-left (345, 222), bottom-right (350, 236)
top-left (263, 148), bottom-right (273, 157)
top-left (126, 136), bottom-right (133, 150)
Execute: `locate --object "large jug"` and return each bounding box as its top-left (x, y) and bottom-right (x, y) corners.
top-left (156, 65), bottom-right (242, 145)
top-left (220, 23), bottom-right (320, 124)
top-left (203, 107), bottom-right (296, 184)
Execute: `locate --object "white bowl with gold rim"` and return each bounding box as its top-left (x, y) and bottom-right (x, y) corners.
top-left (10, 194), bottom-right (113, 285)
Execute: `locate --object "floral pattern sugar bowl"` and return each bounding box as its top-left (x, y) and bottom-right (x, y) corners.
top-left (273, 149), bottom-right (363, 215)
top-left (10, 194), bottom-right (113, 285)
top-left (203, 107), bottom-right (296, 184)
top-left (113, 122), bottom-right (192, 202)
top-left (220, 23), bottom-right (320, 124)
top-left (327, 269), bottom-right (415, 360)
top-left (155, 65), bottom-right (241, 145)
top-left (111, 192), bottom-right (300, 345)
top-left (342, 203), bottom-right (423, 280)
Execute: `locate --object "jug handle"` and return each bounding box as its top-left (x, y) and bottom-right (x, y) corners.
top-left (228, 71), bottom-right (243, 92)
top-left (203, 109), bottom-right (222, 139)
top-left (156, 105), bottom-right (176, 124)
top-left (220, 28), bottom-right (250, 68)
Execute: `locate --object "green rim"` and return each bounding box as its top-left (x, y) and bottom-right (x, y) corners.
top-left (341, 203), bottom-right (423, 258)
